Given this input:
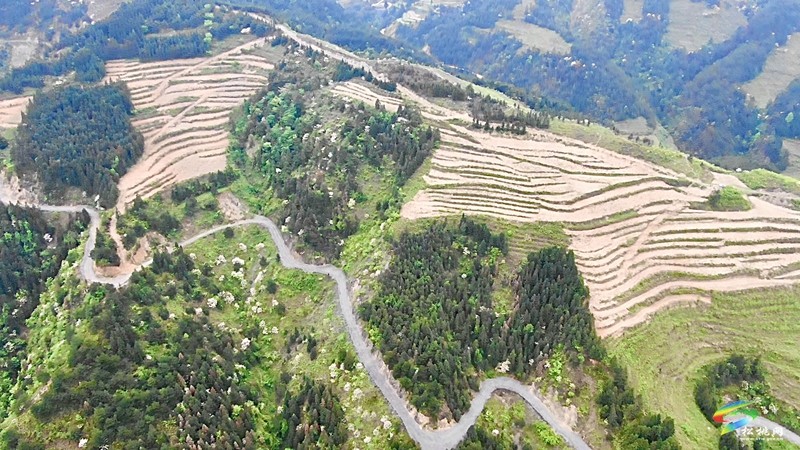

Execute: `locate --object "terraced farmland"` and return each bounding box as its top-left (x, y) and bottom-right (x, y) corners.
top-left (665, 0), bottom-right (746, 52)
top-left (0, 96), bottom-right (31, 129)
top-left (400, 122), bottom-right (800, 338)
top-left (106, 37), bottom-right (276, 211)
top-left (743, 32), bottom-right (800, 109)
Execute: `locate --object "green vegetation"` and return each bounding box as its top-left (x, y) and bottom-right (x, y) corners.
top-left (0, 0), bottom-right (274, 93)
top-left (11, 84), bottom-right (143, 207)
top-left (695, 356), bottom-right (763, 442)
top-left (396, 215), bottom-right (569, 259)
top-left (597, 359), bottom-right (681, 449)
top-left (1, 226), bottom-right (413, 449)
top-left (359, 217), bottom-right (601, 420)
top-left (90, 217), bottom-right (120, 266)
top-left (392, 0), bottom-right (800, 172)
top-left (566, 209), bottom-right (639, 232)
top-left (119, 197), bottom-right (181, 248)
top-left (0, 204), bottom-right (86, 420)
top-left (456, 397), bottom-right (567, 449)
top-left (693, 355), bottom-right (800, 450)
top-left (737, 169), bottom-right (800, 195)
top-left (231, 48), bottom-right (438, 260)
top-left (0, 0), bottom-right (86, 34)
top-left (550, 120), bottom-right (714, 182)
top-left (119, 170), bottom-right (237, 249)
top-left (705, 186), bottom-right (752, 212)
top-left (610, 287), bottom-right (800, 449)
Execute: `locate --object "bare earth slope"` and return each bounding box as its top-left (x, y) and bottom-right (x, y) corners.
top-left (105, 37), bottom-right (276, 212)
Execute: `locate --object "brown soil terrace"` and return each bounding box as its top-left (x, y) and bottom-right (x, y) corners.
top-left (397, 118), bottom-right (800, 337)
top-left (319, 70), bottom-right (800, 338)
top-left (105, 37), bottom-right (276, 213)
top-left (0, 96), bottom-right (31, 130)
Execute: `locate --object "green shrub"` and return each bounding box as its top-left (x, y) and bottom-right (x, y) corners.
top-left (707, 186), bottom-right (751, 211)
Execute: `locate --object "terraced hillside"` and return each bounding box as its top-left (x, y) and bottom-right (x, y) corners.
top-left (743, 32), bottom-right (800, 109)
top-left (664, 0), bottom-right (747, 52)
top-left (106, 37), bottom-right (277, 211)
top-left (0, 96), bottom-right (30, 129)
top-left (399, 120), bottom-right (800, 338)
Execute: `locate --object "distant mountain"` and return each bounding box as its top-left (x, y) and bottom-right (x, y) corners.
top-left (341, 0), bottom-right (800, 172)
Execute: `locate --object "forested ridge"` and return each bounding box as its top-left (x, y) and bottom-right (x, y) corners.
top-left (6, 0), bottom-right (800, 172)
top-left (0, 203), bottom-right (86, 422)
top-left (233, 48), bottom-right (437, 259)
top-left (12, 84), bottom-right (143, 207)
top-left (359, 217), bottom-right (602, 420)
top-left (0, 0), bottom-right (86, 35)
top-left (17, 252), bottom-right (260, 449)
top-left (0, 217), bottom-right (422, 449)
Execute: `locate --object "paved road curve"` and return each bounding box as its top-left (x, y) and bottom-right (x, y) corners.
top-left (749, 417), bottom-right (800, 446)
top-left (11, 198), bottom-right (800, 449)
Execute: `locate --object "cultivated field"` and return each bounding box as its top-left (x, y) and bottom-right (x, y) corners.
top-left (783, 139), bottom-right (800, 179)
top-left (106, 37), bottom-right (277, 212)
top-left (398, 120), bottom-right (800, 338)
top-left (511, 0), bottom-right (536, 20)
top-left (665, 0), bottom-right (746, 52)
top-left (620, 0), bottom-right (643, 22)
top-left (495, 20), bottom-right (572, 55)
top-left (381, 0), bottom-right (467, 37)
top-left (86, 0), bottom-right (127, 21)
top-left (0, 96), bottom-right (30, 129)
top-left (743, 33), bottom-right (800, 109)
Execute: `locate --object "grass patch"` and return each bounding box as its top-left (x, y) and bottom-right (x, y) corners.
top-left (692, 186), bottom-right (752, 211)
top-left (472, 396), bottom-right (568, 449)
top-left (229, 176), bottom-right (282, 216)
top-left (133, 106), bottom-right (160, 119)
top-left (566, 209), bottom-right (639, 231)
top-left (550, 119), bottom-right (715, 182)
top-left (495, 19), bottom-right (572, 55)
top-left (609, 286), bottom-right (800, 449)
top-left (395, 215), bottom-right (568, 259)
top-left (738, 168), bottom-right (800, 195)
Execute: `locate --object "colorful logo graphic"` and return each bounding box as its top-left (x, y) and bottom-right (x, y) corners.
top-left (714, 400), bottom-right (760, 435)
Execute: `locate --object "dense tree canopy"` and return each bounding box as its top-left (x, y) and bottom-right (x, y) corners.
top-left (360, 217), bottom-right (601, 419)
top-left (0, 203), bottom-right (86, 420)
top-left (12, 84), bottom-right (143, 207)
top-left (0, 0), bottom-right (272, 94)
top-left (20, 251), bottom-right (259, 449)
top-left (598, 360), bottom-right (682, 449)
top-left (233, 51), bottom-right (438, 259)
